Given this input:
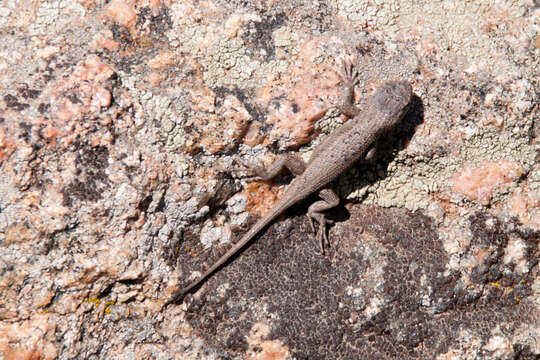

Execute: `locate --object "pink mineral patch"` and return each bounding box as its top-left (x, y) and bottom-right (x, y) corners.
top-left (507, 190), bottom-right (540, 230)
top-left (255, 37), bottom-right (341, 148)
top-left (0, 314), bottom-right (57, 360)
top-left (48, 55), bottom-right (115, 144)
top-left (0, 127), bottom-right (16, 163)
top-left (452, 159), bottom-right (523, 205)
top-left (104, 0), bottom-right (137, 30)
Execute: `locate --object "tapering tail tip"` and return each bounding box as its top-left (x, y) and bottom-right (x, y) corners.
top-left (163, 279), bottom-right (204, 308)
top-left (162, 288), bottom-right (188, 309)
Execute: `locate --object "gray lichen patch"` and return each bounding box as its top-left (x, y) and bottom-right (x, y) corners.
top-left (350, 126), bottom-right (536, 212)
top-left (330, 0), bottom-right (536, 77)
top-left (330, 0), bottom-right (401, 29)
top-left (27, 0), bottom-right (87, 36)
top-left (165, 5), bottom-right (287, 89)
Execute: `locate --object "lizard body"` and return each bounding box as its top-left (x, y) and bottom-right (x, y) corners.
top-left (167, 61), bottom-right (412, 304)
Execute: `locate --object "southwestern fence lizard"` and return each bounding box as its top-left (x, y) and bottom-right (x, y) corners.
top-left (167, 60), bottom-right (412, 304)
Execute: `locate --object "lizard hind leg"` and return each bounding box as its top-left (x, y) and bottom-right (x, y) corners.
top-left (237, 153), bottom-right (306, 181)
top-left (307, 187), bottom-right (340, 254)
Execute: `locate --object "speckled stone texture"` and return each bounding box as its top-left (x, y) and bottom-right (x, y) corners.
top-left (0, 0), bottom-right (538, 359)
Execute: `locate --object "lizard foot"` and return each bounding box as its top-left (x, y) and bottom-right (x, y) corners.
top-left (308, 214), bottom-right (334, 254)
top-left (341, 58), bottom-right (360, 87)
top-left (307, 188), bottom-right (339, 254)
top-left (337, 58), bottom-right (362, 117)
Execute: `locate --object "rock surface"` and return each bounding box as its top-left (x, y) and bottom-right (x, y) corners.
top-left (0, 0), bottom-right (538, 359)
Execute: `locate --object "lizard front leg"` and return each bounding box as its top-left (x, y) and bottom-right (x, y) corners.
top-left (239, 153), bottom-right (306, 180)
top-left (338, 59), bottom-right (361, 117)
top-left (307, 187), bottom-right (339, 254)
top-left (309, 60), bottom-right (362, 164)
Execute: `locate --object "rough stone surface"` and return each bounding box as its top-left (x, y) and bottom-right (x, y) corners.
top-left (0, 0), bottom-right (538, 359)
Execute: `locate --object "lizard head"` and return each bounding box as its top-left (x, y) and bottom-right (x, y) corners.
top-left (372, 80), bottom-right (412, 130)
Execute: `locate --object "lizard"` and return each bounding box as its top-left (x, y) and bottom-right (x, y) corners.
top-left (166, 59), bottom-right (412, 305)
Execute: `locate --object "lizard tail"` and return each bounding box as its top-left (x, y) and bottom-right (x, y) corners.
top-left (166, 195), bottom-right (298, 304)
